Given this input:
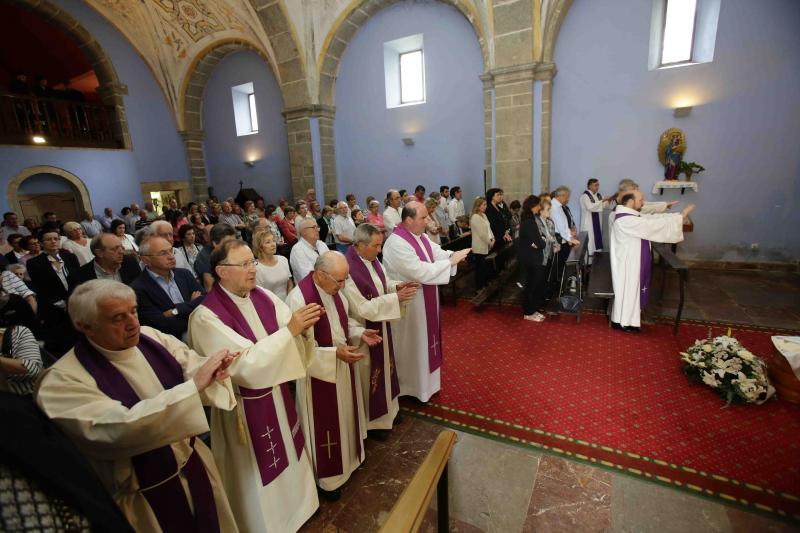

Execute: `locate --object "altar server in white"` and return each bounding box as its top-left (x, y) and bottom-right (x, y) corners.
top-left (36, 280), bottom-right (239, 533)
top-left (580, 178), bottom-right (613, 256)
top-left (189, 240), bottom-right (323, 532)
top-left (381, 201), bottom-right (471, 402)
top-left (342, 224), bottom-right (419, 433)
top-left (287, 251), bottom-right (382, 499)
top-left (611, 190), bottom-right (694, 331)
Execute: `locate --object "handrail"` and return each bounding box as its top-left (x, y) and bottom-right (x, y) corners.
top-left (380, 430), bottom-right (458, 533)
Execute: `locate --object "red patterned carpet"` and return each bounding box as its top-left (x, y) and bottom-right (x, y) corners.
top-left (401, 301), bottom-right (800, 521)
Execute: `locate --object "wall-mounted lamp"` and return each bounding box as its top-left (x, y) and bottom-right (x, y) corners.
top-left (402, 137), bottom-right (414, 146)
top-left (673, 106), bottom-right (693, 118)
top-left (244, 160), bottom-right (257, 168)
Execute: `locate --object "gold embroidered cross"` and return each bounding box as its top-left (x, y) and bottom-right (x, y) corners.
top-left (321, 430), bottom-right (338, 459)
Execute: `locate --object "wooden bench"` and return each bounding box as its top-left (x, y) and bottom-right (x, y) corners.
top-left (441, 234), bottom-right (473, 305)
top-left (471, 242), bottom-right (517, 307)
top-left (586, 250), bottom-right (614, 322)
top-left (652, 243), bottom-right (688, 335)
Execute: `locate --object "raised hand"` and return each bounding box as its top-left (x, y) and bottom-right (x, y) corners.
top-left (449, 248), bottom-right (471, 265)
top-left (396, 284), bottom-right (417, 303)
top-left (667, 200), bottom-right (680, 209)
top-left (361, 329), bottom-right (382, 347)
top-left (288, 303), bottom-right (323, 336)
top-left (336, 345), bottom-right (364, 363)
top-left (193, 349), bottom-right (237, 391)
top-left (681, 203), bottom-right (696, 218)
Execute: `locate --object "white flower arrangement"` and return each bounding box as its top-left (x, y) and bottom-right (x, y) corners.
top-left (681, 329), bottom-right (775, 406)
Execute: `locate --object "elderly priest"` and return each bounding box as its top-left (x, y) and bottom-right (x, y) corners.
top-left (286, 251), bottom-right (382, 500)
top-left (610, 190), bottom-right (695, 332)
top-left (382, 201), bottom-right (470, 402)
top-left (342, 224), bottom-right (418, 434)
top-left (189, 239), bottom-right (323, 532)
top-left (35, 279), bottom-right (239, 533)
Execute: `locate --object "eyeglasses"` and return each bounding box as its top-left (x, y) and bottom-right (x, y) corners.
top-left (321, 270), bottom-right (347, 286)
top-left (219, 259), bottom-right (259, 269)
top-left (141, 250), bottom-right (174, 257)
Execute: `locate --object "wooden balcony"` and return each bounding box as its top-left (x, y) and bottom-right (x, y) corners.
top-left (0, 92), bottom-right (124, 149)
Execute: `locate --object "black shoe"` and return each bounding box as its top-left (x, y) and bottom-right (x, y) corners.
top-left (318, 487), bottom-right (341, 502)
top-left (394, 413), bottom-right (405, 425)
top-left (368, 429), bottom-right (390, 442)
top-left (611, 321), bottom-right (623, 330)
top-left (622, 326), bottom-right (641, 333)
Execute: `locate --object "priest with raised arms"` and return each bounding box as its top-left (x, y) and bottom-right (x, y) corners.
top-left (286, 251), bottom-right (382, 500)
top-left (580, 178), bottom-right (614, 257)
top-left (608, 179), bottom-right (680, 240)
top-left (611, 190), bottom-right (695, 332)
top-left (341, 223), bottom-right (419, 435)
top-left (381, 201), bottom-right (471, 402)
top-left (189, 239), bottom-right (323, 532)
top-left (35, 279), bottom-right (239, 533)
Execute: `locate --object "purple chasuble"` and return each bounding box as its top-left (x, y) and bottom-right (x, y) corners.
top-left (201, 283), bottom-right (304, 486)
top-left (391, 226), bottom-right (443, 372)
top-left (298, 273), bottom-right (363, 478)
top-left (73, 334), bottom-right (220, 533)
top-left (614, 213), bottom-right (652, 309)
top-left (344, 246), bottom-right (400, 420)
top-left (583, 191), bottom-right (604, 250)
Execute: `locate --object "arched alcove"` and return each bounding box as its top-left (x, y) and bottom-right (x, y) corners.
top-left (7, 166), bottom-right (92, 223)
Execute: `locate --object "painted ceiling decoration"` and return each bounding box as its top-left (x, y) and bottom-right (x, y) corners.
top-left (87, 0), bottom-right (275, 114)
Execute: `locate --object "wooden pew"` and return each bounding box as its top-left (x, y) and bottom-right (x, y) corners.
top-left (652, 243), bottom-right (689, 335)
top-left (441, 234), bottom-right (473, 305)
top-left (586, 250), bottom-right (614, 323)
top-left (380, 430), bottom-right (458, 533)
top-left (471, 242), bottom-right (517, 307)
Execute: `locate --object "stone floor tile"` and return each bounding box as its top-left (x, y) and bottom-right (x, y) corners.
top-left (393, 417), bottom-right (448, 465)
top-left (522, 455), bottom-right (612, 533)
top-left (725, 507), bottom-right (800, 533)
top-left (610, 475), bottom-right (731, 533)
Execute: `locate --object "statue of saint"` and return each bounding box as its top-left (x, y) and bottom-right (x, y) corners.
top-left (658, 128), bottom-right (686, 180)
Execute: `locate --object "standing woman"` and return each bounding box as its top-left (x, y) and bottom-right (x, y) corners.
top-left (424, 197), bottom-right (442, 244)
top-left (470, 196), bottom-right (495, 294)
top-left (111, 220), bottom-right (138, 254)
top-left (538, 199), bottom-right (561, 296)
top-left (174, 224), bottom-right (203, 274)
top-left (485, 188), bottom-right (512, 270)
top-left (518, 195), bottom-right (547, 322)
top-left (253, 229), bottom-right (293, 300)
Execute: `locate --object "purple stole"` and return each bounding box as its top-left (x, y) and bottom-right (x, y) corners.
top-left (344, 246), bottom-right (400, 420)
top-left (615, 213), bottom-right (651, 309)
top-left (73, 335), bottom-right (219, 533)
top-left (391, 226), bottom-right (443, 372)
top-left (201, 283), bottom-right (304, 486)
top-left (583, 191), bottom-right (604, 250)
top-left (298, 273), bottom-right (363, 478)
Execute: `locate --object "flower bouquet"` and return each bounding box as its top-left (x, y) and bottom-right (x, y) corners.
top-left (681, 329), bottom-right (775, 406)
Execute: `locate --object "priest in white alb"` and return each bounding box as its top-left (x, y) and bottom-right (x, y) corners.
top-left (610, 190), bottom-right (695, 331)
top-left (341, 224), bottom-right (419, 434)
top-left (580, 178), bottom-right (613, 256)
top-left (608, 179), bottom-right (680, 240)
top-left (287, 251), bottom-right (382, 499)
top-left (36, 279), bottom-right (239, 533)
top-left (189, 240), bottom-right (323, 532)
top-left (381, 201), bottom-right (471, 402)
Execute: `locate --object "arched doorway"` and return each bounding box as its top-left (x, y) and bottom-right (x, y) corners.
top-left (7, 166), bottom-right (92, 224)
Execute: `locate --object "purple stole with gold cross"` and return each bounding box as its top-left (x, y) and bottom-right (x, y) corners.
top-left (391, 225), bottom-right (443, 372)
top-left (344, 246), bottom-right (400, 420)
top-left (201, 283), bottom-right (305, 486)
top-left (73, 334), bottom-right (220, 533)
top-left (615, 212), bottom-right (652, 309)
top-left (583, 190), bottom-right (605, 250)
top-left (298, 273), bottom-right (363, 478)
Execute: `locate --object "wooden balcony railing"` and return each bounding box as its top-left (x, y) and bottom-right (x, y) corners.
top-left (0, 93), bottom-right (124, 149)
top-left (380, 430), bottom-right (457, 533)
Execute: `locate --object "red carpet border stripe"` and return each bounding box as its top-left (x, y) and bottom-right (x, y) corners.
top-left (412, 301), bottom-right (800, 523)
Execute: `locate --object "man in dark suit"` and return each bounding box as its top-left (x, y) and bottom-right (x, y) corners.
top-left (132, 236), bottom-right (205, 339)
top-left (4, 233), bottom-right (26, 265)
top-left (26, 229), bottom-right (81, 356)
top-left (74, 234), bottom-right (141, 286)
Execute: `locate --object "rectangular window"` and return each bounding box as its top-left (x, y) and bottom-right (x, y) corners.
top-left (660, 0), bottom-right (697, 66)
top-left (248, 92), bottom-right (259, 133)
top-left (399, 49), bottom-right (425, 104)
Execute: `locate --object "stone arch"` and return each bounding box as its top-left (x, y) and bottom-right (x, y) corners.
top-left (16, 0), bottom-right (132, 149)
top-left (7, 166), bottom-right (92, 218)
top-left (317, 0), bottom-right (490, 107)
top-left (541, 0), bottom-right (574, 63)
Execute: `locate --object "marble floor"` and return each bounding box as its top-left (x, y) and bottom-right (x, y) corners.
top-left (300, 416), bottom-right (798, 532)
top-left (300, 269), bottom-right (800, 532)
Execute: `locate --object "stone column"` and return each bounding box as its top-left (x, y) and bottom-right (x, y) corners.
top-left (283, 105), bottom-right (337, 201)
top-left (96, 82), bottom-right (131, 149)
top-left (178, 130), bottom-right (209, 201)
top-left (534, 63), bottom-right (556, 193)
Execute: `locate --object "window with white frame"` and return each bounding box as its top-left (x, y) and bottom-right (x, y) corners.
top-left (648, 0), bottom-right (720, 71)
top-left (384, 34), bottom-right (425, 109)
top-left (660, 0), bottom-right (697, 66)
top-left (231, 82), bottom-right (259, 136)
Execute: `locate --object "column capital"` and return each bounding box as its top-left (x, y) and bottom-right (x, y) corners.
top-left (481, 62), bottom-right (557, 85)
top-left (282, 104), bottom-right (337, 121)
